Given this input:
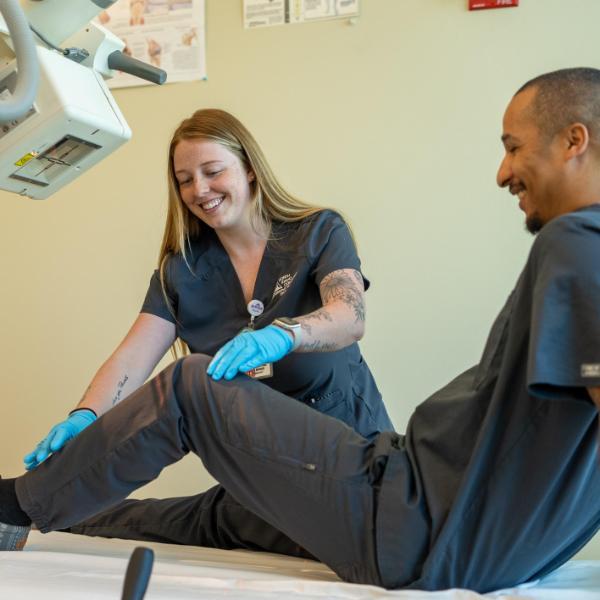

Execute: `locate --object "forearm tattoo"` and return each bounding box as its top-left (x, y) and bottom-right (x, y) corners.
top-left (320, 269), bottom-right (365, 322)
top-left (112, 374), bottom-right (130, 406)
top-left (296, 269), bottom-right (365, 351)
top-left (301, 308), bottom-right (334, 332)
top-left (299, 308), bottom-right (333, 336)
top-left (299, 309), bottom-right (340, 351)
top-left (301, 339), bottom-right (339, 352)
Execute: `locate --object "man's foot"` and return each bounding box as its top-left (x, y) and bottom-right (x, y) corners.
top-left (0, 476), bottom-right (31, 550)
top-left (0, 522), bottom-right (29, 550)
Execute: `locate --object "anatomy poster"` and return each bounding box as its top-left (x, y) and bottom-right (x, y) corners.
top-left (96, 0), bottom-right (206, 88)
top-left (244, 0), bottom-right (359, 28)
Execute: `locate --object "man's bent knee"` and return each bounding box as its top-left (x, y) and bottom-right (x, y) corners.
top-left (178, 353), bottom-right (212, 371)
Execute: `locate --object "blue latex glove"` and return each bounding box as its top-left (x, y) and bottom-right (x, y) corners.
top-left (207, 325), bottom-right (293, 381)
top-left (23, 409), bottom-right (97, 470)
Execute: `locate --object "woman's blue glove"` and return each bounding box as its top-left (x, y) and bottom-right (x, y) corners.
top-left (23, 409), bottom-right (97, 470)
top-left (207, 325), bottom-right (293, 381)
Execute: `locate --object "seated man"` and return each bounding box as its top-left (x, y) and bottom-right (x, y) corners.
top-left (1, 67), bottom-right (599, 593)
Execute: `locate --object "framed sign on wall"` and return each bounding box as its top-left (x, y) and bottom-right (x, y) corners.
top-left (469, 0), bottom-right (518, 10)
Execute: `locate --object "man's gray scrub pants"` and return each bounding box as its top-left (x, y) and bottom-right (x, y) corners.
top-left (16, 354), bottom-right (406, 587)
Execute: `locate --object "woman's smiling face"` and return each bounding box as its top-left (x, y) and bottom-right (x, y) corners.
top-left (174, 138), bottom-right (255, 232)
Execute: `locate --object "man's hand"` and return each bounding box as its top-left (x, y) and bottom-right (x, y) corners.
top-left (23, 409), bottom-right (97, 470)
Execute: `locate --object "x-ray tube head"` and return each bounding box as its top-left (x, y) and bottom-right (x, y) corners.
top-left (0, 44), bottom-right (131, 200)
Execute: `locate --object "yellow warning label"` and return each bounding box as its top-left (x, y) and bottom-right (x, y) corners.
top-left (14, 152), bottom-right (38, 167)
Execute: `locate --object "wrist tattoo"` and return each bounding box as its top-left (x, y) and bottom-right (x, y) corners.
top-left (111, 374), bottom-right (130, 406)
top-left (300, 322), bottom-right (313, 336)
top-left (302, 339), bottom-right (339, 352)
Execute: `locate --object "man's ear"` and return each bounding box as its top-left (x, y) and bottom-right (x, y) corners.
top-left (564, 122), bottom-right (590, 158)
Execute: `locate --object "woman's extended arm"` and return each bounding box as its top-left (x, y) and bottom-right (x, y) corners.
top-left (25, 313), bottom-right (177, 469)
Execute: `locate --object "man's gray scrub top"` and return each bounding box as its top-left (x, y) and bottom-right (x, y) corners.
top-left (377, 205), bottom-right (600, 591)
top-left (141, 209), bottom-right (394, 439)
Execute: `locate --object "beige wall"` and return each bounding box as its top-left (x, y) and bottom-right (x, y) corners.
top-left (1, 0), bottom-right (598, 557)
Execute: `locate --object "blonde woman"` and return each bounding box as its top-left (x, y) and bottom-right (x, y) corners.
top-left (22, 109), bottom-right (393, 553)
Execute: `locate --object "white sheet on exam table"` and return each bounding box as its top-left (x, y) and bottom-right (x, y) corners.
top-left (0, 531), bottom-right (598, 600)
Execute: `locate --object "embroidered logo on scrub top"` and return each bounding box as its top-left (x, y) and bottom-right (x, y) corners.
top-left (272, 272), bottom-right (297, 299)
top-left (581, 363), bottom-right (600, 377)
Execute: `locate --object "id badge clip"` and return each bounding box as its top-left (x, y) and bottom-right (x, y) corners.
top-left (243, 298), bottom-right (273, 379)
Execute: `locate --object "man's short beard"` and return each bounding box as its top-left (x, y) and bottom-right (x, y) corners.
top-left (526, 214), bottom-right (544, 234)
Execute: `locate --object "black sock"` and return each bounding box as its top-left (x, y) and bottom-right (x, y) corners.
top-left (0, 477), bottom-right (31, 527)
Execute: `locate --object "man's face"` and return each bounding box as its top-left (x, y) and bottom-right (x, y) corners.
top-left (496, 87), bottom-right (566, 234)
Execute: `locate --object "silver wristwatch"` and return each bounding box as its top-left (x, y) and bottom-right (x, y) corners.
top-left (272, 317), bottom-right (302, 351)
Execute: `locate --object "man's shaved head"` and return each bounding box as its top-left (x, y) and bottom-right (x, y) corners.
top-left (516, 67), bottom-right (600, 148)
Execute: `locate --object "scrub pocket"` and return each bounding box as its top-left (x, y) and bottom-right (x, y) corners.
top-left (300, 389), bottom-right (347, 418)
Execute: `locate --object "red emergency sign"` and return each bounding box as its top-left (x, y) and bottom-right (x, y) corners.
top-left (469, 0), bottom-right (518, 9)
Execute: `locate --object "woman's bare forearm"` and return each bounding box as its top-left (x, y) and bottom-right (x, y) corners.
top-left (295, 269), bottom-right (366, 352)
top-left (75, 355), bottom-right (149, 416)
top-left (75, 313), bottom-right (176, 417)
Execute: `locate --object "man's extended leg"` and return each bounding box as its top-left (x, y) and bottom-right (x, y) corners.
top-left (15, 354), bottom-right (388, 585)
top-left (66, 487), bottom-right (315, 559)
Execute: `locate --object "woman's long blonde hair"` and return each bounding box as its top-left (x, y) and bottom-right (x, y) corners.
top-left (159, 109), bottom-right (324, 355)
